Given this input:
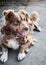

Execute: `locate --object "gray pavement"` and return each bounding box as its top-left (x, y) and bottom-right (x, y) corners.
top-left (0, 1), bottom-right (46, 65)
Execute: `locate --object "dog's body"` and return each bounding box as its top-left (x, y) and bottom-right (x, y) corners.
top-left (0, 9), bottom-right (39, 62)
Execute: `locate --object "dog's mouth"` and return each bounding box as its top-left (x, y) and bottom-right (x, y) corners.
top-left (17, 27), bottom-right (29, 37)
top-left (18, 31), bottom-right (26, 37)
top-left (17, 30), bottom-right (27, 43)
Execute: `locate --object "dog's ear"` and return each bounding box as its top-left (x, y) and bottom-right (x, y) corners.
top-left (8, 11), bottom-right (13, 17)
top-left (2, 10), bottom-right (14, 16)
top-left (7, 10), bottom-right (15, 19)
top-left (31, 11), bottom-right (39, 20)
top-left (2, 10), bottom-right (7, 16)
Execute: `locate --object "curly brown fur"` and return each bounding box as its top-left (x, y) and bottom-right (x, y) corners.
top-left (18, 10), bottom-right (41, 32)
top-left (0, 9), bottom-right (37, 62)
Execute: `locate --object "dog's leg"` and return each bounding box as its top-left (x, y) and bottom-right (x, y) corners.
top-left (31, 38), bottom-right (37, 45)
top-left (0, 45), bottom-right (8, 62)
top-left (25, 39), bottom-right (37, 52)
top-left (17, 47), bottom-right (26, 60)
top-left (18, 51), bottom-right (26, 60)
top-left (22, 44), bottom-right (31, 53)
top-left (17, 42), bottom-right (31, 60)
top-left (25, 48), bottom-right (31, 53)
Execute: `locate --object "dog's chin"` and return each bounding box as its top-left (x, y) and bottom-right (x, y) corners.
top-left (18, 31), bottom-right (28, 43)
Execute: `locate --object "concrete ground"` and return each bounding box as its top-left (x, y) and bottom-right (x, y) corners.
top-left (0, 1), bottom-right (46, 65)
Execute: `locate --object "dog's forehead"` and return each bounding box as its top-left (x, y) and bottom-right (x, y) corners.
top-left (21, 20), bottom-right (26, 24)
top-left (14, 13), bottom-right (20, 19)
top-left (19, 10), bottom-right (30, 19)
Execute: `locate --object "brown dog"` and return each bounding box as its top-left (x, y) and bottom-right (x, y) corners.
top-left (0, 9), bottom-right (36, 62)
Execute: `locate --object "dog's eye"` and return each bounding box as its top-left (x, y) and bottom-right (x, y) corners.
top-left (16, 20), bottom-right (21, 24)
top-left (17, 19), bottom-right (20, 23)
top-left (12, 19), bottom-right (21, 26)
top-left (30, 23), bottom-right (33, 26)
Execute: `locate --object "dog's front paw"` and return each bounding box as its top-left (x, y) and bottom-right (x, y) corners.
top-left (0, 52), bottom-right (8, 62)
top-left (18, 52), bottom-right (26, 60)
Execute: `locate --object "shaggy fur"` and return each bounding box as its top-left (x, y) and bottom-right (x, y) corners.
top-left (18, 10), bottom-right (41, 32)
top-left (0, 9), bottom-right (37, 62)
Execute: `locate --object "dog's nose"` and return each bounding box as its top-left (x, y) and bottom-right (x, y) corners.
top-left (24, 27), bottom-right (28, 31)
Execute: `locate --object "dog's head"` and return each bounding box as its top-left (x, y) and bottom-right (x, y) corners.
top-left (1, 9), bottom-right (29, 37)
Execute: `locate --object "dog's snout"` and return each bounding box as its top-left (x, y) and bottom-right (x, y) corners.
top-left (24, 27), bottom-right (28, 31)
